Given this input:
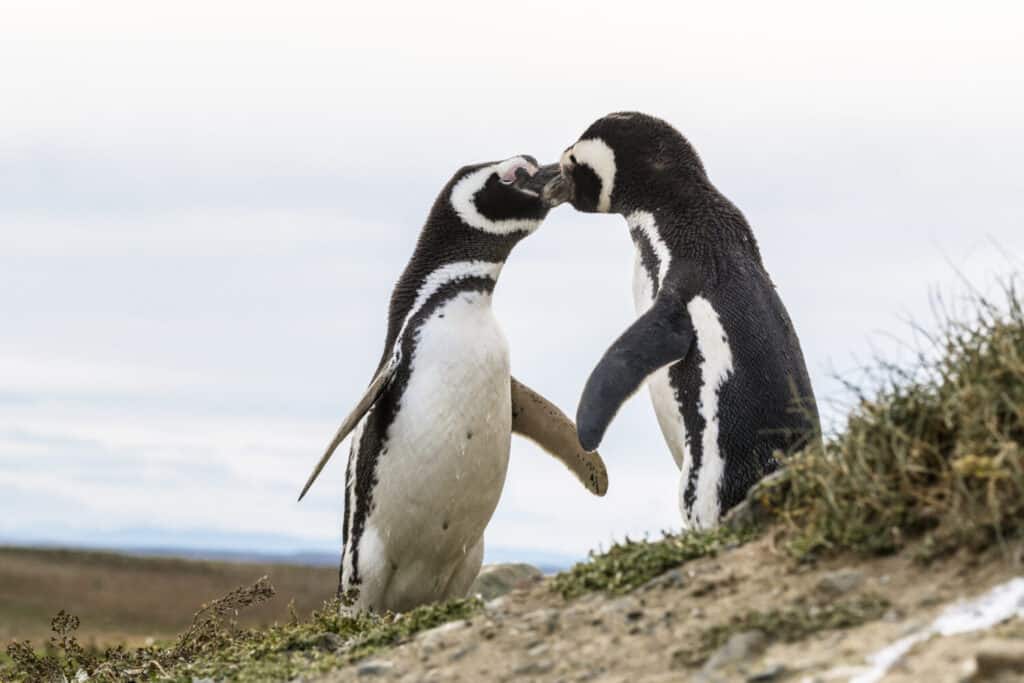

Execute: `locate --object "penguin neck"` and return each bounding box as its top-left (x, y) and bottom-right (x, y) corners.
top-left (623, 187), bottom-right (764, 272)
top-left (383, 251), bottom-right (507, 365)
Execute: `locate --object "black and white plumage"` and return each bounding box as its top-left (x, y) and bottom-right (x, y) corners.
top-left (298, 156), bottom-right (608, 613)
top-left (544, 113), bottom-right (820, 529)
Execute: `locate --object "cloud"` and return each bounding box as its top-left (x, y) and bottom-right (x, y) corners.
top-left (1, 1), bottom-right (1023, 565)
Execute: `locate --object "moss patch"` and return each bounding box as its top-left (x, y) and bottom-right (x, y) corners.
top-left (552, 526), bottom-right (755, 599)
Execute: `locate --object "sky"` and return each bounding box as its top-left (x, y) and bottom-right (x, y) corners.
top-left (2, 1), bottom-right (1023, 566)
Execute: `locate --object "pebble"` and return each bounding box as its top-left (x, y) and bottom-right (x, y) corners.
top-left (816, 568), bottom-right (865, 597)
top-left (523, 607), bottom-right (561, 634)
top-left (641, 569), bottom-right (686, 592)
top-left (356, 659), bottom-right (395, 677)
top-left (527, 642), bottom-right (550, 657)
top-left (314, 631), bottom-right (344, 651)
top-left (470, 563), bottom-right (543, 600)
top-left (448, 641), bottom-right (477, 662)
top-left (746, 663), bottom-right (787, 681)
top-left (598, 596), bottom-right (644, 622)
top-left (970, 639), bottom-right (1024, 678)
top-left (417, 620), bottom-right (469, 656)
top-left (513, 659), bottom-right (555, 676)
top-left (703, 630), bottom-right (767, 672)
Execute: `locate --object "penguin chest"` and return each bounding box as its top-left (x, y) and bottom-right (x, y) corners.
top-left (632, 253), bottom-right (687, 470)
top-left (373, 292), bottom-right (512, 555)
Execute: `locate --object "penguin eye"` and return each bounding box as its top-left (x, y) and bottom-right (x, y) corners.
top-left (570, 154), bottom-right (578, 165)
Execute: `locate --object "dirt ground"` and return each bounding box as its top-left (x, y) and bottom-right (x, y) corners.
top-left (308, 535), bottom-right (1024, 683)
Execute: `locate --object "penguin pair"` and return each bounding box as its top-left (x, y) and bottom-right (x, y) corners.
top-left (298, 156), bottom-right (609, 613)
top-left (301, 113), bottom-right (820, 612)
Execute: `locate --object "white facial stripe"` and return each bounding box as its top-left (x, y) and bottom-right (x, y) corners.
top-left (570, 138), bottom-right (616, 212)
top-left (450, 157), bottom-right (543, 235)
top-left (395, 260), bottom-right (503, 345)
top-left (686, 296), bottom-right (734, 528)
top-left (626, 211), bottom-right (670, 287)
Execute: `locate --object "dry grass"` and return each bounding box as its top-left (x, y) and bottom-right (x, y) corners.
top-left (762, 281), bottom-right (1024, 558)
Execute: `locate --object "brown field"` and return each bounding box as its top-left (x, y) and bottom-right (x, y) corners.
top-left (0, 547), bottom-right (337, 647)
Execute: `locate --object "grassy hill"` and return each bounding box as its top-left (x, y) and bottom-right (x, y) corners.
top-left (3, 281), bottom-right (1023, 681)
top-left (0, 547), bottom-right (335, 646)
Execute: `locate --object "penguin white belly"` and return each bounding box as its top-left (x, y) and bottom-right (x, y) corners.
top-left (358, 291), bottom-right (511, 612)
top-left (632, 253), bottom-right (688, 471)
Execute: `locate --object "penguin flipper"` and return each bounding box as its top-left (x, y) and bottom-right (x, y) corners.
top-left (576, 283), bottom-right (696, 452)
top-left (511, 377), bottom-right (609, 496)
top-left (297, 353), bottom-right (399, 501)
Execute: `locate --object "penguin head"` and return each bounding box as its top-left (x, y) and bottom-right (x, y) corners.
top-left (543, 112), bottom-right (707, 214)
top-left (448, 155), bottom-right (561, 235)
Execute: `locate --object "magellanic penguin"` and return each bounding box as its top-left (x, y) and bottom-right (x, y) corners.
top-left (298, 156), bottom-right (609, 613)
top-left (543, 113), bottom-right (820, 529)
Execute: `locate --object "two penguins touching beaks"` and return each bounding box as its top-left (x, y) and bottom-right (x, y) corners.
top-left (299, 112), bottom-right (821, 614)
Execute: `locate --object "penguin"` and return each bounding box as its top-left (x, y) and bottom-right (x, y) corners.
top-left (542, 113), bottom-right (820, 529)
top-left (298, 155), bottom-right (608, 613)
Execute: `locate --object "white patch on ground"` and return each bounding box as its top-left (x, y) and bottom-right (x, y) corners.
top-left (450, 157), bottom-right (544, 235)
top-left (832, 576), bottom-right (1024, 683)
top-left (686, 296), bottom-right (734, 528)
top-left (566, 138), bottom-right (617, 212)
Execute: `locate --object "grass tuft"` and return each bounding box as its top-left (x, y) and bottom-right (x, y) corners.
top-left (761, 281), bottom-right (1024, 559)
top-left (552, 526), bottom-right (755, 599)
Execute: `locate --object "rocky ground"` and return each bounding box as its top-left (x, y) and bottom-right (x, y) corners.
top-left (305, 536), bottom-right (1024, 683)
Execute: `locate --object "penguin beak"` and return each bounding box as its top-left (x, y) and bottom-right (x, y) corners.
top-left (511, 162), bottom-right (561, 198)
top-left (540, 165), bottom-right (574, 208)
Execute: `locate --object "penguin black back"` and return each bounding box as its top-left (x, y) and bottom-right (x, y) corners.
top-left (549, 113), bottom-right (820, 526)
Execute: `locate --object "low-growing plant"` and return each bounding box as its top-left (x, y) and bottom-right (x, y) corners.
top-left (761, 280), bottom-right (1024, 558)
top-left (1, 578), bottom-right (481, 682)
top-left (552, 526), bottom-right (755, 599)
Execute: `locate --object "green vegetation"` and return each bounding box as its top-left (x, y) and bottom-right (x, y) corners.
top-left (761, 283), bottom-right (1024, 559)
top-left (2, 577), bottom-right (481, 682)
top-left (551, 526), bottom-right (755, 599)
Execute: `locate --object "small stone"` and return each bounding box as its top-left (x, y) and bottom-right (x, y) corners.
top-left (747, 663), bottom-right (787, 681)
top-left (703, 630), bottom-right (767, 671)
top-left (313, 631), bottom-right (344, 651)
top-left (972, 639), bottom-right (1024, 678)
top-left (470, 563), bottom-right (543, 600)
top-left (417, 619), bottom-right (468, 654)
top-left (523, 607), bottom-right (561, 634)
top-left (484, 596), bottom-right (507, 617)
top-left (449, 641), bottom-right (477, 662)
top-left (527, 642), bottom-right (550, 657)
top-left (641, 568), bottom-right (686, 592)
top-left (816, 568), bottom-right (864, 597)
top-left (513, 659), bottom-right (555, 676)
top-left (598, 596), bottom-right (644, 622)
top-left (356, 659), bottom-right (395, 677)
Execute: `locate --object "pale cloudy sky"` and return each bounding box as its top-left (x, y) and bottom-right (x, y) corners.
top-left (2, 1), bottom-right (1023, 565)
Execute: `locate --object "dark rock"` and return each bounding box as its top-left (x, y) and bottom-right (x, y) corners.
top-left (356, 659), bottom-right (395, 676)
